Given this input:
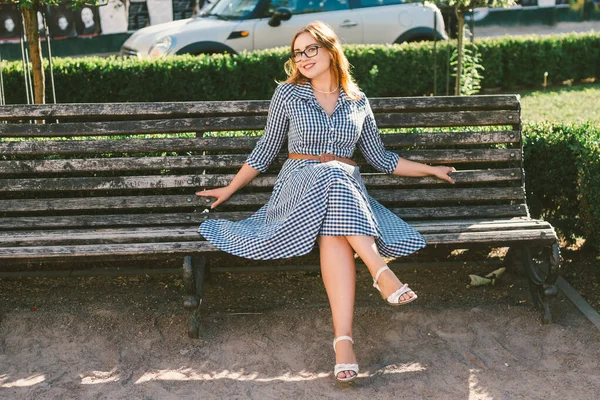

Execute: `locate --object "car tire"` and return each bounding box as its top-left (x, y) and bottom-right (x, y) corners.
top-left (176, 42), bottom-right (237, 56)
top-left (396, 35), bottom-right (434, 44)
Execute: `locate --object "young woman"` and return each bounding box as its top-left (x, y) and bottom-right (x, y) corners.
top-left (197, 21), bottom-right (455, 383)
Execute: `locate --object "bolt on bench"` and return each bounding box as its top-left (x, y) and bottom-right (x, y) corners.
top-left (0, 95), bottom-right (560, 338)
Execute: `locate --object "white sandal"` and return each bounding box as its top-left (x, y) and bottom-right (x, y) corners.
top-left (373, 266), bottom-right (418, 306)
top-left (333, 336), bottom-right (359, 383)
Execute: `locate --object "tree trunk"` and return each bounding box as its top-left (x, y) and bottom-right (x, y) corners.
top-left (454, 9), bottom-right (465, 96)
top-left (22, 1), bottom-right (45, 104)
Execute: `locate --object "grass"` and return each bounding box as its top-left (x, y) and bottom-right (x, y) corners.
top-left (517, 82), bottom-right (600, 123)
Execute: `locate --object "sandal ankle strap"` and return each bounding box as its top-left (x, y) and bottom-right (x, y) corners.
top-left (373, 265), bottom-right (390, 286)
top-left (333, 335), bottom-right (354, 351)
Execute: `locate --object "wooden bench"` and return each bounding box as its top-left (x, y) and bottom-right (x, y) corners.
top-left (0, 95), bottom-right (561, 337)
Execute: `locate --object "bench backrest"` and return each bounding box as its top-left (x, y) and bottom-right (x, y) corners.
top-left (0, 95), bottom-right (524, 232)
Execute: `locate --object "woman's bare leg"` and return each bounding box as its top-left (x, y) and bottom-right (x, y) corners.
top-left (345, 235), bottom-right (415, 302)
top-left (317, 235), bottom-right (357, 380)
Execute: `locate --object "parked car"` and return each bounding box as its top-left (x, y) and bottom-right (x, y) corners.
top-left (121, 0), bottom-right (448, 58)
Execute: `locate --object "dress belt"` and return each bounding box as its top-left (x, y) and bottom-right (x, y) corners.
top-left (289, 153), bottom-right (358, 166)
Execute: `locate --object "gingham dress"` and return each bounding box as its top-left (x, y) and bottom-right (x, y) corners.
top-left (198, 82), bottom-right (426, 260)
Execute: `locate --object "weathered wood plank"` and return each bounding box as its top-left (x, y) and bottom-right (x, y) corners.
top-left (422, 229), bottom-right (557, 246)
top-left (0, 138), bottom-right (215, 156)
top-left (367, 187), bottom-right (524, 203)
top-left (388, 205), bottom-right (528, 219)
top-left (377, 111), bottom-right (520, 128)
top-left (0, 227), bottom-right (200, 246)
top-left (381, 131), bottom-right (520, 147)
top-left (412, 220), bottom-right (553, 233)
top-left (0, 134), bottom-right (520, 169)
top-left (0, 228), bottom-right (557, 260)
top-left (370, 96), bottom-right (520, 112)
top-left (0, 95), bottom-right (519, 120)
top-left (0, 225), bottom-right (195, 237)
top-left (0, 101), bottom-right (271, 121)
top-left (0, 135), bottom-right (522, 163)
top-left (0, 205), bottom-right (529, 230)
top-left (0, 188), bottom-right (525, 213)
top-left (0, 111), bottom-right (519, 137)
top-left (0, 213), bottom-right (216, 230)
top-left (0, 241), bottom-right (216, 259)
top-left (0, 220), bottom-right (551, 247)
top-left (0, 169), bottom-right (521, 192)
top-left (0, 155), bottom-right (247, 174)
top-left (0, 116), bottom-right (268, 138)
top-left (0, 218), bottom-right (538, 239)
top-left (0, 146), bottom-right (523, 177)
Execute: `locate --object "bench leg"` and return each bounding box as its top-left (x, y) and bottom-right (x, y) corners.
top-left (519, 243), bottom-right (561, 324)
top-left (503, 246), bottom-right (520, 268)
top-left (183, 255), bottom-right (207, 339)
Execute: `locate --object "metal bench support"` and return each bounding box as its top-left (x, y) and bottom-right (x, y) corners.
top-left (183, 255), bottom-right (207, 338)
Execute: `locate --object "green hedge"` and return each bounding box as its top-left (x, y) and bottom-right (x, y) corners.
top-left (577, 131), bottom-right (600, 249)
top-left (1, 32), bottom-right (599, 103)
top-left (523, 122), bottom-right (600, 248)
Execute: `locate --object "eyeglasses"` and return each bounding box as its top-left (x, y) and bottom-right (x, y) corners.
top-left (291, 45), bottom-right (322, 63)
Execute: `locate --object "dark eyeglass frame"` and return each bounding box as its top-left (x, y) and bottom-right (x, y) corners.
top-left (291, 45), bottom-right (322, 63)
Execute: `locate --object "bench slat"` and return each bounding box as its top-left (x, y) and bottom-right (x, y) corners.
top-left (422, 229), bottom-right (556, 246)
top-left (0, 101), bottom-right (270, 121)
top-left (376, 111), bottom-right (520, 128)
top-left (0, 219), bottom-right (551, 247)
top-left (0, 241), bottom-right (216, 259)
top-left (0, 132), bottom-right (519, 159)
top-left (0, 111), bottom-right (519, 138)
top-left (0, 217), bottom-right (536, 237)
top-left (0, 228), bottom-right (557, 259)
top-left (0, 96), bottom-right (520, 121)
top-left (0, 205), bottom-right (529, 230)
top-left (0, 136), bottom-right (522, 163)
top-left (0, 116), bottom-right (268, 138)
top-left (371, 96), bottom-right (520, 112)
top-left (0, 188), bottom-right (525, 213)
top-left (0, 169), bottom-right (521, 193)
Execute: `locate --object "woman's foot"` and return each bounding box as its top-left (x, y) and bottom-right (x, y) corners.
top-left (373, 266), bottom-right (417, 304)
top-left (333, 336), bottom-right (358, 381)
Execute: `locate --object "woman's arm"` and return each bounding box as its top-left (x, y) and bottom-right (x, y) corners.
top-left (358, 96), bottom-right (455, 183)
top-left (196, 85), bottom-right (289, 209)
top-left (196, 163), bottom-right (260, 209)
top-left (392, 158), bottom-right (455, 184)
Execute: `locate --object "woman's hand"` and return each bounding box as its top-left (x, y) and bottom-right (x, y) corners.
top-left (431, 166), bottom-right (456, 184)
top-left (196, 186), bottom-right (235, 209)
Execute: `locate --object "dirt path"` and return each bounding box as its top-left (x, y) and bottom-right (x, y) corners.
top-left (1, 265), bottom-right (599, 399)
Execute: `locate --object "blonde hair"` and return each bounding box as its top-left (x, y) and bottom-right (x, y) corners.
top-left (283, 21), bottom-right (361, 101)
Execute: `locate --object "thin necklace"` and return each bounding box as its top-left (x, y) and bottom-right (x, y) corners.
top-left (310, 83), bottom-right (339, 94)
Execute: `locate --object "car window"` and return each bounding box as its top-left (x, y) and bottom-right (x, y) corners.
top-left (206, 0), bottom-right (261, 19)
top-left (358, 0), bottom-right (408, 7)
top-left (265, 0), bottom-right (350, 15)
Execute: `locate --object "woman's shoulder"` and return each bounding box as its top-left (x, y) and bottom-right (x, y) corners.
top-left (345, 89), bottom-right (369, 108)
top-left (273, 83), bottom-right (298, 96)
top-left (274, 82), bottom-right (312, 99)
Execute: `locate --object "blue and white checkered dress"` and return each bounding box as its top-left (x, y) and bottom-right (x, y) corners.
top-left (198, 82), bottom-right (426, 260)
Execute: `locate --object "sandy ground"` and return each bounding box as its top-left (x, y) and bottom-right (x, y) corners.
top-left (0, 262), bottom-right (599, 400)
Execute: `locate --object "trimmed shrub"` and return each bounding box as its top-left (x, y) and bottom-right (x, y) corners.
top-left (523, 122), bottom-right (600, 247)
top-left (576, 128), bottom-right (600, 249)
top-left (1, 32), bottom-right (599, 103)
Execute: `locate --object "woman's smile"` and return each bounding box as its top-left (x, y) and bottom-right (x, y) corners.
top-left (302, 62), bottom-right (316, 71)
